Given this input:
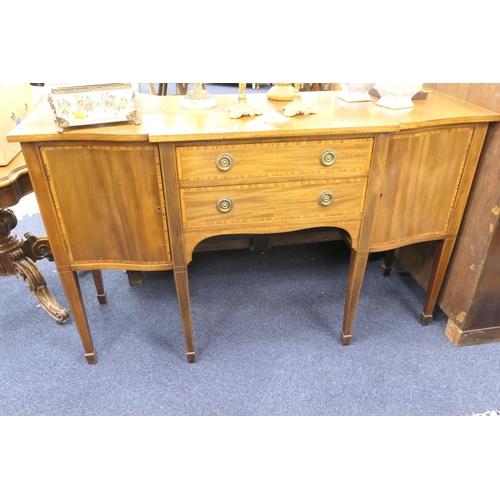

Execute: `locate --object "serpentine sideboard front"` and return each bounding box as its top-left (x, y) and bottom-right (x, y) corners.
top-left (8, 90), bottom-right (500, 363)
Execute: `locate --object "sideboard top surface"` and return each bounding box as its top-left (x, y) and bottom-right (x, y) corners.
top-left (7, 90), bottom-right (500, 144)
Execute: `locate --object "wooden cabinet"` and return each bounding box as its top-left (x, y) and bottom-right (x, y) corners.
top-left (8, 90), bottom-right (500, 364)
top-left (370, 126), bottom-right (475, 249)
top-left (397, 84), bottom-right (500, 346)
top-left (40, 143), bottom-right (171, 268)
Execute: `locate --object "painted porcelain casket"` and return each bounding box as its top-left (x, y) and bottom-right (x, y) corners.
top-left (47, 83), bottom-right (140, 133)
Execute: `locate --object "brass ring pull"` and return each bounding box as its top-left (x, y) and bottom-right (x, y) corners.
top-left (318, 190), bottom-right (334, 206)
top-left (216, 154), bottom-right (234, 171)
top-left (320, 149), bottom-right (337, 167)
top-left (217, 197), bottom-right (234, 213)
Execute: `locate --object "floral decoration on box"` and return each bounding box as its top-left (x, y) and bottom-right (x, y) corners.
top-left (48, 83), bottom-right (140, 133)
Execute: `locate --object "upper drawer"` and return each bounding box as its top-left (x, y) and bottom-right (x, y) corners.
top-left (176, 138), bottom-right (373, 182)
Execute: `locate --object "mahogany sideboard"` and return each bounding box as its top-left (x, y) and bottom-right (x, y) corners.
top-left (8, 90), bottom-right (500, 364)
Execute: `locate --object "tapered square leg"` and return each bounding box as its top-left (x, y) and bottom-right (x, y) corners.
top-left (421, 239), bottom-right (455, 327)
top-left (58, 270), bottom-right (97, 363)
top-left (341, 249), bottom-right (369, 345)
top-left (173, 267), bottom-right (196, 362)
top-left (382, 249), bottom-right (396, 277)
top-left (91, 270), bottom-right (107, 304)
top-left (85, 350), bottom-right (98, 364)
top-left (420, 312), bottom-right (434, 326)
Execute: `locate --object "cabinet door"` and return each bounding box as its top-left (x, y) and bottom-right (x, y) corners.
top-left (370, 127), bottom-right (474, 249)
top-left (40, 144), bottom-right (171, 268)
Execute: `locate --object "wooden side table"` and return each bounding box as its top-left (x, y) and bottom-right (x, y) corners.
top-left (0, 152), bottom-right (70, 323)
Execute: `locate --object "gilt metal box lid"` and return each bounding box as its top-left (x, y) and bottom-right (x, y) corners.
top-left (47, 83), bottom-right (139, 132)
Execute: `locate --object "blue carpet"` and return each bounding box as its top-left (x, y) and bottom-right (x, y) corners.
top-left (1, 208), bottom-right (499, 416)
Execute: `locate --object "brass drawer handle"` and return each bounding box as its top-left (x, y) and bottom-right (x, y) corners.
top-left (320, 149), bottom-right (337, 167)
top-left (216, 153), bottom-right (234, 171)
top-left (217, 197), bottom-right (234, 213)
top-left (318, 190), bottom-right (334, 206)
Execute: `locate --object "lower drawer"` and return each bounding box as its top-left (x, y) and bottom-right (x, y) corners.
top-left (181, 178), bottom-right (367, 227)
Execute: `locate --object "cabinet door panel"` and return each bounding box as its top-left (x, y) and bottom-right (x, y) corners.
top-left (41, 144), bottom-right (171, 266)
top-left (370, 127), bottom-right (474, 248)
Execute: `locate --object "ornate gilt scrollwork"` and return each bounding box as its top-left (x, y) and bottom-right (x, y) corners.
top-left (51, 83), bottom-right (133, 94)
top-left (126, 110), bottom-right (141, 125)
top-left (55, 116), bottom-right (70, 133)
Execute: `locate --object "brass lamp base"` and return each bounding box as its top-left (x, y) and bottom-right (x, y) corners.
top-left (229, 83), bottom-right (263, 119)
top-left (283, 84), bottom-right (317, 117)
